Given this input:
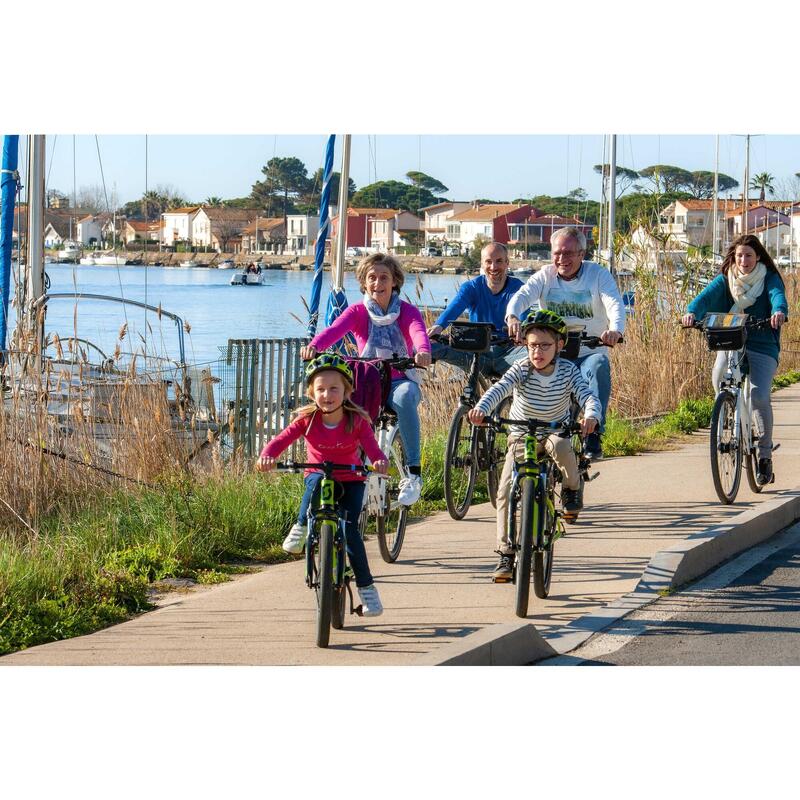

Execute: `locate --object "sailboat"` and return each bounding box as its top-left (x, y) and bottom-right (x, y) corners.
top-left (1, 134), bottom-right (218, 462)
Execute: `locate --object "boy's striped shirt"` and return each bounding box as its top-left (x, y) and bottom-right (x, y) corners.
top-left (475, 357), bottom-right (601, 434)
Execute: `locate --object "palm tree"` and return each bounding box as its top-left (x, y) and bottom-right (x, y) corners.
top-left (204, 196), bottom-right (224, 206)
top-left (750, 172), bottom-right (775, 202)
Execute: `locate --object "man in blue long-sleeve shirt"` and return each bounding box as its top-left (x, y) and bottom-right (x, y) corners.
top-left (427, 242), bottom-right (527, 376)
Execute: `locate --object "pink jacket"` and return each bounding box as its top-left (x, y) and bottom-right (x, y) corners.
top-left (260, 410), bottom-right (386, 482)
top-left (310, 301), bottom-right (431, 380)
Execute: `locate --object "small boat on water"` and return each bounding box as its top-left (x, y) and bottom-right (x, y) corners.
top-left (79, 255), bottom-right (96, 266)
top-left (58, 241), bottom-right (82, 262)
top-left (230, 269), bottom-right (265, 286)
top-left (95, 252), bottom-right (128, 266)
top-left (217, 259), bottom-right (236, 269)
top-left (511, 266), bottom-right (534, 276)
top-left (180, 259), bottom-right (198, 268)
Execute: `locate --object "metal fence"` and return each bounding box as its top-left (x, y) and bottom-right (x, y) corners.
top-left (217, 337), bottom-right (310, 457)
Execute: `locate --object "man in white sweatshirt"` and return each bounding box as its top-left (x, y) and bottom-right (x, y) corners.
top-left (505, 227), bottom-right (624, 459)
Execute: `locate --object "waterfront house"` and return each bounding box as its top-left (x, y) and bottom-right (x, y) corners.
top-left (122, 219), bottom-right (162, 245)
top-left (445, 202), bottom-right (532, 251)
top-left (285, 214), bottom-right (321, 256)
top-left (77, 214), bottom-right (107, 247)
top-left (507, 212), bottom-right (592, 251)
top-left (331, 207), bottom-right (421, 253)
top-left (242, 217), bottom-right (286, 254)
top-left (192, 206), bottom-right (260, 252)
top-left (420, 201), bottom-right (472, 248)
top-left (162, 206), bottom-right (202, 249)
top-left (724, 202), bottom-right (792, 241)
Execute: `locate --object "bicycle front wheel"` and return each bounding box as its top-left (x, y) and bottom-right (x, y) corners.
top-left (533, 465), bottom-right (556, 599)
top-left (744, 412), bottom-right (765, 494)
top-left (710, 390), bottom-right (742, 504)
top-left (514, 477), bottom-right (536, 618)
top-left (377, 434), bottom-right (408, 563)
top-left (485, 397), bottom-right (510, 509)
top-left (444, 405), bottom-right (478, 520)
top-left (315, 521), bottom-right (335, 648)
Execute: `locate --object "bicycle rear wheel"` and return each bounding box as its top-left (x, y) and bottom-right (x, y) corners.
top-left (710, 390), bottom-right (742, 504)
top-left (486, 397), bottom-right (510, 509)
top-left (533, 465), bottom-right (556, 599)
top-left (514, 477), bottom-right (536, 618)
top-left (315, 521), bottom-right (336, 648)
top-left (744, 412), bottom-right (765, 494)
top-left (377, 434), bottom-right (408, 563)
top-left (444, 405), bottom-right (478, 520)
top-left (331, 534), bottom-right (347, 630)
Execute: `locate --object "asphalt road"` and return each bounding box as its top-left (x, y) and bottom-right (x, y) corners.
top-left (548, 524), bottom-right (800, 666)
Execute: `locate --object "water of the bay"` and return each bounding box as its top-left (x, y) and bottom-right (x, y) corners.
top-left (7, 264), bottom-right (468, 371)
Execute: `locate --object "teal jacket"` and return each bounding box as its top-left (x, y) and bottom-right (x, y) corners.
top-left (687, 271), bottom-right (788, 362)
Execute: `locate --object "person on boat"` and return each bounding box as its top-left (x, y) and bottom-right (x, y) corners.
top-left (301, 253), bottom-right (432, 506)
top-left (426, 241), bottom-right (527, 375)
top-left (682, 234), bottom-right (788, 484)
top-left (505, 226), bottom-right (625, 460)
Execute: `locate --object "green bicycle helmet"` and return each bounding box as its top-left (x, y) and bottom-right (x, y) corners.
top-left (305, 353), bottom-right (354, 385)
top-left (519, 308), bottom-right (568, 340)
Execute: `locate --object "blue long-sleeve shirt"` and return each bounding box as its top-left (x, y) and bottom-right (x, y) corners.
top-left (687, 271), bottom-right (788, 361)
top-left (434, 274), bottom-right (524, 335)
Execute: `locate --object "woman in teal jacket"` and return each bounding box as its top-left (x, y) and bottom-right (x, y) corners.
top-left (682, 234), bottom-right (788, 483)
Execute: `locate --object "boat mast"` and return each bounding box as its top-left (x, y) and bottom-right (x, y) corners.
top-left (712, 134), bottom-right (719, 259)
top-left (0, 135), bottom-right (20, 360)
top-left (24, 135), bottom-right (46, 363)
top-left (743, 133), bottom-right (750, 235)
top-left (607, 134), bottom-right (617, 275)
top-left (332, 134), bottom-right (351, 293)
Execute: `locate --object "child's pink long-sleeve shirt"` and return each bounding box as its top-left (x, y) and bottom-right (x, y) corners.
top-left (309, 302), bottom-right (431, 379)
top-left (260, 410), bottom-right (386, 481)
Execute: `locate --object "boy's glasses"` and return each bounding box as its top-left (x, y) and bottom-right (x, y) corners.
top-left (527, 342), bottom-right (555, 352)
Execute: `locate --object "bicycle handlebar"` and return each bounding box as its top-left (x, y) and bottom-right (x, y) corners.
top-left (276, 461), bottom-right (372, 476)
top-left (682, 316), bottom-right (772, 332)
top-left (481, 415), bottom-right (581, 435)
top-left (575, 333), bottom-right (624, 348)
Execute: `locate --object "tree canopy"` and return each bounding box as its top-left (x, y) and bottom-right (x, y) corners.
top-left (593, 164), bottom-right (641, 197)
top-left (351, 180), bottom-right (436, 214)
top-left (405, 171), bottom-right (448, 195)
top-left (251, 156), bottom-right (310, 218)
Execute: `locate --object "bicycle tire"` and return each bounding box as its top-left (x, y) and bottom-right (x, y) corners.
top-left (744, 408), bottom-right (764, 494)
top-left (315, 521), bottom-right (335, 648)
top-left (515, 476), bottom-right (536, 618)
top-left (443, 405), bottom-right (478, 520)
top-left (710, 390), bottom-right (742, 504)
top-left (331, 532), bottom-right (347, 630)
top-left (485, 397), bottom-right (511, 509)
top-left (377, 434), bottom-right (408, 563)
top-left (533, 465), bottom-right (556, 599)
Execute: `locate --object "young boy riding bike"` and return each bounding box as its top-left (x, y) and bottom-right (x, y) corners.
top-left (467, 309), bottom-right (600, 582)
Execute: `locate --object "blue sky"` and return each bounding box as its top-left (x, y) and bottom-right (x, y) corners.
top-left (39, 133), bottom-right (800, 209)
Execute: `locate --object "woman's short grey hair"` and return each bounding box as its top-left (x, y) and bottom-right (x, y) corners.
top-left (551, 226), bottom-right (586, 252)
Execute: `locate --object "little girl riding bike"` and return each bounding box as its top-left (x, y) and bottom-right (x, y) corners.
top-left (256, 353), bottom-right (388, 617)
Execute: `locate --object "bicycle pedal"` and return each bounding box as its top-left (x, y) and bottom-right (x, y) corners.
top-left (562, 512), bottom-right (579, 524)
top-left (353, 604), bottom-right (364, 617)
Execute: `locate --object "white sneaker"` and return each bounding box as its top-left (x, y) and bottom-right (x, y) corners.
top-left (282, 523), bottom-right (307, 554)
top-left (397, 474), bottom-right (422, 506)
top-left (358, 584), bottom-right (384, 617)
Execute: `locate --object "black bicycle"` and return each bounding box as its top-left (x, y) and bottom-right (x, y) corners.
top-left (345, 354), bottom-right (421, 563)
top-left (277, 460), bottom-right (370, 648)
top-left (433, 321), bottom-right (515, 520)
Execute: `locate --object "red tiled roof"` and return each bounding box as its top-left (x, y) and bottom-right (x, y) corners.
top-left (450, 203), bottom-right (529, 222)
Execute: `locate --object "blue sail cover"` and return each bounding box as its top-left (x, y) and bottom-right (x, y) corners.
top-left (306, 134), bottom-right (335, 338)
top-left (0, 135), bottom-right (20, 357)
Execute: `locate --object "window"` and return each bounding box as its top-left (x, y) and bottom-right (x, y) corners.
top-left (484, 225), bottom-right (492, 236)
top-left (692, 217), bottom-right (705, 227)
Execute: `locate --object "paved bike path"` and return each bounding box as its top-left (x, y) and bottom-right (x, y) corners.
top-left (3, 384), bottom-right (799, 666)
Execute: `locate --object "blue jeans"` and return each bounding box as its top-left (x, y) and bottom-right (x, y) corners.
top-left (297, 474), bottom-right (373, 588)
top-left (431, 341), bottom-right (527, 378)
top-left (389, 378), bottom-right (421, 466)
top-left (571, 351), bottom-right (611, 432)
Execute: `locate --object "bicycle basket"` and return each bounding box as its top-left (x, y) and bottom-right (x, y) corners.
top-left (447, 321), bottom-right (494, 353)
top-left (703, 313), bottom-right (748, 351)
top-left (561, 331), bottom-right (582, 360)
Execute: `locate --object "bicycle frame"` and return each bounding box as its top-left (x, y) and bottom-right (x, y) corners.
top-left (718, 348), bottom-right (757, 457)
top-left (305, 475), bottom-right (346, 593)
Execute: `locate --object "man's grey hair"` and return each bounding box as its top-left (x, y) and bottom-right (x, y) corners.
top-left (551, 226), bottom-right (586, 251)
top-left (481, 241), bottom-right (509, 259)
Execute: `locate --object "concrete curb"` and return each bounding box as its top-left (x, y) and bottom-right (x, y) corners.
top-left (420, 489), bottom-right (800, 666)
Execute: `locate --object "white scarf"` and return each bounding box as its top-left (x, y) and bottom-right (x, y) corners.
top-left (728, 261), bottom-right (767, 312)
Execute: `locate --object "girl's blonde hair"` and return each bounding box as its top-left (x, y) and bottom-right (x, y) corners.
top-left (292, 369), bottom-right (372, 432)
top-left (355, 253), bottom-right (406, 292)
